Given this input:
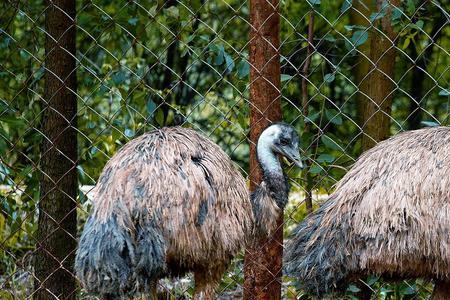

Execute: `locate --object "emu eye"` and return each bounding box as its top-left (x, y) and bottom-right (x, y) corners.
top-left (280, 138), bottom-right (290, 146)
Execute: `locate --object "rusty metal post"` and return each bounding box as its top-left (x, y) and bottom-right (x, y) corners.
top-left (243, 0), bottom-right (282, 299)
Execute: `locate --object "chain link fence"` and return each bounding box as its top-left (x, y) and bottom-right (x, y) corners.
top-left (1, 0), bottom-right (450, 299)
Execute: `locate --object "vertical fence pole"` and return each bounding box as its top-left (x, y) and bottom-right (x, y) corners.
top-left (34, 0), bottom-right (77, 299)
top-left (243, 0), bottom-right (282, 299)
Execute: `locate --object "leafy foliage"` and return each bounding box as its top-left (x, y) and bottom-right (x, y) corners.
top-left (1, 0), bottom-right (450, 298)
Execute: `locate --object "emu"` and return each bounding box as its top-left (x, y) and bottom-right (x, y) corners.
top-left (75, 123), bottom-right (302, 300)
top-left (284, 126), bottom-right (450, 300)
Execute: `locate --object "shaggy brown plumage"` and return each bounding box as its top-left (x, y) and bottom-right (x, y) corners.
top-left (76, 127), bottom-right (254, 299)
top-left (75, 124), bottom-right (302, 299)
top-left (285, 126), bottom-right (450, 298)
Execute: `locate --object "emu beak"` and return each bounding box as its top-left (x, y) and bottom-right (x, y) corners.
top-left (283, 148), bottom-right (304, 169)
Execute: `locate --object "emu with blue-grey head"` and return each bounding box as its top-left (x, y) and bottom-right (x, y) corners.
top-left (75, 123), bottom-right (302, 300)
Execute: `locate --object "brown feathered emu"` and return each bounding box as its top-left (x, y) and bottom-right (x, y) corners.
top-left (75, 124), bottom-right (302, 300)
top-left (284, 126), bottom-right (450, 299)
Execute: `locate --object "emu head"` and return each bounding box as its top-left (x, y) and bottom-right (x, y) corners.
top-left (257, 123), bottom-right (303, 173)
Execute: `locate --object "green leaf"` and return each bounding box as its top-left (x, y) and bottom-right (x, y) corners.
top-left (124, 128), bottom-right (135, 138)
top-left (344, 25), bottom-right (354, 31)
top-left (0, 116), bottom-right (25, 126)
top-left (165, 6), bottom-right (179, 19)
top-left (0, 137), bottom-right (7, 155)
top-left (351, 30), bottom-right (369, 47)
top-left (323, 34), bottom-right (336, 42)
top-left (237, 60), bottom-right (250, 79)
top-left (406, 0), bottom-right (415, 14)
top-left (392, 7), bottom-right (403, 21)
top-left (214, 45), bottom-right (225, 65)
top-left (421, 120), bottom-right (439, 127)
top-left (344, 25), bottom-right (366, 31)
top-left (307, 0), bottom-right (321, 5)
top-left (199, 35), bottom-right (210, 42)
top-left (0, 163), bottom-right (12, 180)
top-left (370, 11), bottom-right (386, 22)
top-left (340, 0), bottom-right (352, 13)
top-left (90, 146), bottom-right (99, 155)
top-left (112, 71), bottom-right (126, 85)
top-left (415, 20), bottom-right (424, 30)
top-left (79, 190), bottom-right (88, 204)
top-left (402, 37), bottom-right (411, 49)
top-left (347, 284), bottom-right (361, 293)
top-left (128, 17), bottom-right (138, 26)
top-left (281, 74), bottom-right (293, 82)
top-left (309, 164), bottom-right (323, 174)
top-left (325, 109), bottom-right (343, 125)
top-left (147, 99), bottom-right (157, 118)
top-left (0, 36), bottom-right (11, 49)
top-left (324, 73), bottom-right (335, 83)
top-left (149, 5), bottom-right (158, 17)
top-left (224, 53), bottom-right (235, 73)
top-left (0, 100), bottom-right (11, 113)
top-left (18, 165), bottom-right (32, 180)
top-left (439, 89), bottom-right (450, 96)
top-left (321, 135), bottom-right (341, 150)
top-left (366, 275), bottom-right (379, 285)
top-left (400, 285), bottom-right (417, 295)
top-left (317, 154), bottom-right (334, 163)
top-left (305, 112), bottom-right (320, 123)
top-left (77, 165), bottom-right (87, 182)
top-left (20, 49), bottom-right (30, 60)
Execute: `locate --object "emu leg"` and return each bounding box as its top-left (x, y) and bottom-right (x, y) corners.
top-left (149, 279), bottom-right (158, 300)
top-left (431, 280), bottom-right (450, 300)
top-left (193, 272), bottom-right (218, 300)
top-left (193, 264), bottom-right (227, 300)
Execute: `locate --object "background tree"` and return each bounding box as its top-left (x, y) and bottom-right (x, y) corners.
top-left (33, 0), bottom-right (77, 299)
top-left (359, 0), bottom-right (400, 151)
top-left (243, 0), bottom-right (282, 298)
top-left (1, 0), bottom-right (450, 298)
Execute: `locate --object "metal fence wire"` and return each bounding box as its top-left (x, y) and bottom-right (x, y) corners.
top-left (1, 0), bottom-right (450, 299)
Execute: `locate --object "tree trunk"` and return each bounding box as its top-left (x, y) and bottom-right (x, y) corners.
top-left (302, 11), bottom-right (314, 214)
top-left (350, 0), bottom-right (372, 122)
top-left (243, 0), bottom-right (282, 299)
top-left (360, 0), bottom-right (400, 151)
top-left (34, 0), bottom-right (77, 299)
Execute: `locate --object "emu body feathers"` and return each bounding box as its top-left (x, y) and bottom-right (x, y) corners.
top-left (75, 126), bottom-right (289, 298)
top-left (76, 127), bottom-right (255, 297)
top-left (285, 126), bottom-right (450, 296)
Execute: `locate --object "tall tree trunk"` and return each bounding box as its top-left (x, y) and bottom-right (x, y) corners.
top-left (243, 0), bottom-right (282, 299)
top-left (34, 0), bottom-right (77, 299)
top-left (350, 0), bottom-right (372, 120)
top-left (360, 0), bottom-right (400, 151)
top-left (302, 11), bottom-right (315, 214)
top-left (351, 1), bottom-right (398, 295)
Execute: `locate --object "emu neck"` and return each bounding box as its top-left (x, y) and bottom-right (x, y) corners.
top-left (256, 143), bottom-right (289, 208)
top-left (257, 141), bottom-right (282, 176)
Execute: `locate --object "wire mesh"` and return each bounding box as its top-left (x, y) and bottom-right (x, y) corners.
top-left (1, 0), bottom-right (449, 299)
